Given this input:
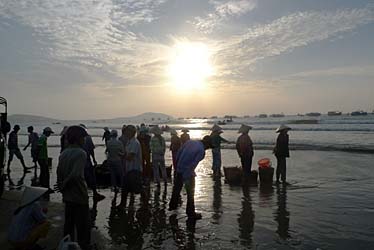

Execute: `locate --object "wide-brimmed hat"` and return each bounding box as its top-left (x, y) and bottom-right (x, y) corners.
top-left (211, 124), bottom-right (223, 133)
top-left (170, 129), bottom-right (177, 136)
top-left (19, 186), bottom-right (48, 208)
top-left (181, 128), bottom-right (189, 133)
top-left (238, 124), bottom-right (252, 134)
top-left (150, 126), bottom-right (163, 135)
top-left (276, 125), bottom-right (291, 133)
top-left (43, 127), bottom-right (54, 134)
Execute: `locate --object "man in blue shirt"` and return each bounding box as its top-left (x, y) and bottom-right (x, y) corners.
top-left (169, 135), bottom-right (212, 220)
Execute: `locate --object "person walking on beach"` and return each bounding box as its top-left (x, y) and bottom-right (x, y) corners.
top-left (169, 136), bottom-right (213, 220)
top-left (56, 125), bottom-right (91, 250)
top-left (23, 126), bottom-right (39, 172)
top-left (37, 127), bottom-right (54, 189)
top-left (210, 124), bottom-right (228, 177)
top-left (118, 125), bottom-right (143, 208)
top-left (7, 125), bottom-right (30, 173)
top-left (273, 125), bottom-right (291, 184)
top-left (106, 129), bottom-right (125, 194)
top-left (60, 126), bottom-right (68, 153)
top-left (81, 125), bottom-right (105, 201)
top-left (137, 126), bottom-right (152, 185)
top-left (102, 127), bottom-right (111, 146)
top-left (8, 187), bottom-right (51, 250)
top-left (170, 129), bottom-right (181, 175)
top-left (236, 124), bottom-right (254, 179)
top-left (180, 128), bottom-right (190, 145)
top-left (150, 126), bottom-right (167, 187)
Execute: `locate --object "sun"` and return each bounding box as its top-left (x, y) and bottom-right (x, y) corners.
top-left (167, 41), bottom-right (214, 91)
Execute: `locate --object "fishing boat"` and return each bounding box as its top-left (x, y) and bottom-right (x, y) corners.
top-left (327, 111), bottom-right (342, 116)
top-left (258, 114), bottom-right (267, 118)
top-left (351, 111), bottom-right (368, 116)
top-left (217, 120), bottom-right (226, 125)
top-left (306, 112), bottom-right (321, 117)
top-left (270, 113), bottom-right (285, 118)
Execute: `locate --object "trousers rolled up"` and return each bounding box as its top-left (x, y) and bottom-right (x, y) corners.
top-left (276, 156), bottom-right (287, 182)
top-left (169, 173), bottom-right (195, 216)
top-left (212, 148), bottom-right (222, 172)
top-left (152, 154), bottom-right (167, 183)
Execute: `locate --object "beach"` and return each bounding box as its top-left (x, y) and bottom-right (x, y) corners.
top-left (2, 143), bottom-right (374, 249)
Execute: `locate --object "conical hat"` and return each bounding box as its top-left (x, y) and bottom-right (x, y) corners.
top-left (20, 186), bottom-right (48, 207)
top-left (238, 124), bottom-right (252, 133)
top-left (211, 124), bottom-right (223, 133)
top-left (276, 124), bottom-right (291, 133)
top-left (150, 126), bottom-right (163, 135)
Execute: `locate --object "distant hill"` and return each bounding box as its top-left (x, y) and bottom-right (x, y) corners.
top-left (8, 114), bottom-right (61, 124)
top-left (106, 112), bottom-right (174, 123)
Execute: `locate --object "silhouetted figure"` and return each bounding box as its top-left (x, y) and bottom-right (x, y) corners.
top-left (170, 129), bottom-right (181, 175)
top-left (7, 125), bottom-right (29, 173)
top-left (236, 124), bottom-right (254, 179)
top-left (23, 126), bottom-right (39, 174)
top-left (210, 124), bottom-right (228, 177)
top-left (106, 129), bottom-right (125, 195)
top-left (137, 126), bottom-right (151, 185)
top-left (274, 125), bottom-right (291, 184)
top-left (57, 126), bottom-right (91, 250)
top-left (169, 136), bottom-right (213, 220)
top-left (180, 128), bottom-right (190, 145)
top-left (102, 127), bottom-right (111, 146)
top-left (60, 126), bottom-right (68, 153)
top-left (37, 127), bottom-right (54, 189)
top-left (150, 126), bottom-right (167, 187)
top-left (118, 125), bottom-right (143, 209)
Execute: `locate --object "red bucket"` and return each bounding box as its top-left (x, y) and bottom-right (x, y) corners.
top-left (258, 158), bottom-right (271, 168)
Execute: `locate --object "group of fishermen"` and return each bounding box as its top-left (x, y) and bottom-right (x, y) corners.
top-left (6, 122), bottom-right (290, 250)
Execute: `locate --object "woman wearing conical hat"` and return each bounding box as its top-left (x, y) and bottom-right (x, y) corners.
top-left (210, 124), bottom-right (228, 177)
top-left (273, 125), bottom-right (291, 184)
top-left (236, 124), bottom-right (254, 179)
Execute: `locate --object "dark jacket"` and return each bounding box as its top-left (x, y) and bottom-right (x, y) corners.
top-left (274, 133), bottom-right (289, 158)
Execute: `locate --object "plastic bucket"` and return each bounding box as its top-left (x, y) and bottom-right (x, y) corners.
top-left (258, 158), bottom-right (271, 168)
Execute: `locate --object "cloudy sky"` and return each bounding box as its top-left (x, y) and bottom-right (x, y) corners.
top-left (1, 0), bottom-right (373, 119)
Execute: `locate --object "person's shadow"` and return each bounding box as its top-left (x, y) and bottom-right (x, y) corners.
top-left (238, 185), bottom-right (255, 247)
top-left (274, 185), bottom-right (290, 240)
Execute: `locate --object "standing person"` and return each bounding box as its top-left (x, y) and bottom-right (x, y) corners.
top-left (81, 125), bottom-right (105, 201)
top-left (274, 125), bottom-right (291, 185)
top-left (23, 126), bottom-right (39, 172)
top-left (60, 126), bottom-right (68, 153)
top-left (8, 187), bottom-right (50, 250)
top-left (150, 126), bottom-right (167, 187)
top-left (180, 128), bottom-right (190, 145)
top-left (236, 124), bottom-right (254, 179)
top-left (106, 130), bottom-right (125, 194)
top-left (118, 125), bottom-right (143, 208)
top-left (169, 136), bottom-right (213, 220)
top-left (56, 126), bottom-right (91, 250)
top-left (7, 125), bottom-right (29, 173)
top-left (170, 129), bottom-right (181, 174)
top-left (102, 127), bottom-right (111, 146)
top-left (210, 124), bottom-right (228, 177)
top-left (137, 126), bottom-right (152, 185)
top-left (37, 127), bottom-right (54, 190)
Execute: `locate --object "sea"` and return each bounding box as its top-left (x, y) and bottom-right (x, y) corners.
top-left (4, 114), bottom-right (374, 249)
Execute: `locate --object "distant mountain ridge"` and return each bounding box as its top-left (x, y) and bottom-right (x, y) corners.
top-left (8, 112), bottom-right (173, 124)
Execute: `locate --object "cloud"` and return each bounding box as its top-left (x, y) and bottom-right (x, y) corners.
top-left (213, 6), bottom-right (374, 78)
top-left (0, 0), bottom-right (169, 82)
top-left (192, 0), bottom-right (257, 34)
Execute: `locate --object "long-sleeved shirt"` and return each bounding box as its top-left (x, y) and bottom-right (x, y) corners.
top-left (150, 135), bottom-right (166, 155)
top-left (274, 133), bottom-right (289, 158)
top-left (176, 140), bottom-right (205, 180)
top-left (57, 145), bottom-right (89, 205)
top-left (236, 134), bottom-right (254, 157)
top-left (106, 138), bottom-right (125, 162)
top-left (125, 137), bottom-right (142, 173)
top-left (170, 134), bottom-right (181, 152)
top-left (210, 132), bottom-right (228, 149)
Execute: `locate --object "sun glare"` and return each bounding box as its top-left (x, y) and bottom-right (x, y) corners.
top-left (167, 41), bottom-right (214, 91)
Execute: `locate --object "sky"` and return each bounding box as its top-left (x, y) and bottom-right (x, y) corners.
top-left (0, 0), bottom-right (374, 119)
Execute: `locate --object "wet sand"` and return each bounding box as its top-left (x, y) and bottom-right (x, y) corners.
top-left (2, 147), bottom-right (374, 249)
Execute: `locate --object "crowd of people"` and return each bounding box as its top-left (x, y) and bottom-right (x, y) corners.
top-left (6, 122), bottom-right (291, 250)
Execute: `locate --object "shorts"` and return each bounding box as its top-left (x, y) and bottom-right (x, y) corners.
top-left (31, 148), bottom-right (38, 162)
top-left (8, 148), bottom-right (24, 162)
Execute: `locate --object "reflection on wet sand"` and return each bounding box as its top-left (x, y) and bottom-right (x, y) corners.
top-left (274, 185), bottom-right (290, 240)
top-left (238, 185), bottom-right (255, 247)
top-left (212, 177), bottom-right (222, 223)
